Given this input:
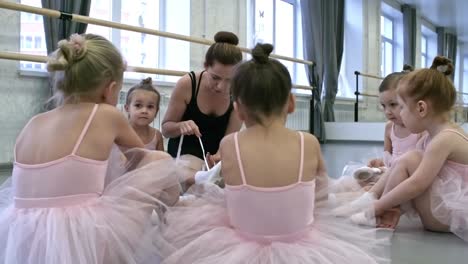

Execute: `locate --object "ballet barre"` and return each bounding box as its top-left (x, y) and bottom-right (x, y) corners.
top-left (353, 71), bottom-right (383, 122)
top-left (0, 1), bottom-right (320, 134)
top-left (353, 71), bottom-right (467, 123)
top-left (0, 51), bottom-right (314, 91)
top-left (0, 50), bottom-right (317, 133)
top-left (0, 1), bottom-right (314, 66)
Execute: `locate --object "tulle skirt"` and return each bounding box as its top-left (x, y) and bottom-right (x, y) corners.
top-left (0, 150), bottom-right (180, 264)
top-left (160, 183), bottom-right (391, 264)
top-left (431, 162), bottom-right (468, 242)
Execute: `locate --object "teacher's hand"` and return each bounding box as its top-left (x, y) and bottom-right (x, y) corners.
top-left (178, 120), bottom-right (202, 137)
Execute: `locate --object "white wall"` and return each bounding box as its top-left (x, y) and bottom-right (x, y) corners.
top-left (0, 0), bottom-right (49, 164)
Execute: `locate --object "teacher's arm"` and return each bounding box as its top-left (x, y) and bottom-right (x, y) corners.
top-left (161, 74), bottom-right (201, 138)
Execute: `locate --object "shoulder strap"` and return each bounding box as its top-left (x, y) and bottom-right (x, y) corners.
top-left (195, 71), bottom-right (205, 98)
top-left (441, 129), bottom-right (468, 141)
top-left (298, 132), bottom-right (305, 182)
top-left (188, 71), bottom-right (197, 103)
top-left (234, 132), bottom-right (247, 185)
top-left (72, 104), bottom-right (99, 155)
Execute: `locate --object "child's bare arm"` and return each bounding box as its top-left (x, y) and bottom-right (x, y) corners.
top-left (368, 122), bottom-right (393, 167)
top-left (155, 129), bottom-right (165, 151)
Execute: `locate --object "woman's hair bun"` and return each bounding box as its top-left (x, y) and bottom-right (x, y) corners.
top-left (214, 31), bottom-right (239, 46)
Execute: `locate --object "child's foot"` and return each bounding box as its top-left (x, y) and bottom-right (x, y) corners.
top-left (177, 194), bottom-right (197, 206)
top-left (194, 162), bottom-right (222, 184)
top-left (332, 192), bottom-right (377, 217)
top-left (350, 211), bottom-right (375, 227)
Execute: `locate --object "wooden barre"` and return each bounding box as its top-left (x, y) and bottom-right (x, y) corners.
top-left (0, 1), bottom-right (314, 66)
top-left (358, 92), bottom-right (379, 98)
top-left (0, 51), bottom-right (188, 77)
top-left (354, 71), bottom-right (385, 80)
top-left (0, 51), bottom-right (315, 91)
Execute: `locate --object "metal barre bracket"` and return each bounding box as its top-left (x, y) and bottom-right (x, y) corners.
top-left (59, 12), bottom-right (72, 21)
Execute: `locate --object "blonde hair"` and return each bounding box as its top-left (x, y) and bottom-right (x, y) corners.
top-left (47, 34), bottom-right (125, 105)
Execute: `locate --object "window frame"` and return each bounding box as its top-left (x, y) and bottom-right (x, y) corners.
top-left (19, 0), bottom-right (189, 83)
top-left (421, 34), bottom-right (428, 68)
top-left (252, 0), bottom-right (305, 87)
top-left (380, 14), bottom-right (395, 77)
top-left (463, 55), bottom-right (468, 95)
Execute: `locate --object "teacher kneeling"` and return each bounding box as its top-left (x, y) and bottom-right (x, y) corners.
top-left (162, 31), bottom-right (243, 166)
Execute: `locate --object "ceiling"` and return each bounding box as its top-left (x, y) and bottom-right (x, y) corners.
top-left (399, 0), bottom-right (468, 43)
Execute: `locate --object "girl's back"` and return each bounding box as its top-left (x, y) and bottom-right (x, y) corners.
top-left (16, 103), bottom-right (120, 164)
top-left (222, 129), bottom-right (322, 239)
top-left (222, 126), bottom-right (320, 187)
top-left (0, 34), bottom-right (180, 264)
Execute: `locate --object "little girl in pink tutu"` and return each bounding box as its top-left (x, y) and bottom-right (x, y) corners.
top-left (105, 77), bottom-right (164, 185)
top-left (351, 56), bottom-right (468, 239)
top-left (0, 33), bottom-right (180, 264)
top-left (160, 43), bottom-right (390, 264)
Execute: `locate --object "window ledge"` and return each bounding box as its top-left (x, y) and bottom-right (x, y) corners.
top-left (19, 69), bottom-right (48, 78)
top-left (18, 69), bottom-right (178, 88)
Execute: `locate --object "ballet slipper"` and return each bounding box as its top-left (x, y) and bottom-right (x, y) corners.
top-left (332, 192), bottom-right (377, 217)
top-left (176, 194), bottom-right (197, 206)
top-left (353, 167), bottom-right (383, 181)
top-left (350, 211), bottom-right (376, 227)
top-left (194, 162), bottom-right (222, 184)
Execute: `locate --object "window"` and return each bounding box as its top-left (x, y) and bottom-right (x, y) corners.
top-left (380, 2), bottom-right (403, 76)
top-left (337, 0), bottom-right (364, 99)
top-left (380, 15), bottom-right (394, 77)
top-left (252, 0), bottom-right (308, 90)
top-left (25, 36), bottom-right (32, 49)
top-left (20, 0), bottom-right (190, 80)
top-left (463, 56), bottom-right (468, 95)
top-left (421, 24), bottom-right (437, 68)
top-left (19, 0), bottom-right (47, 71)
top-left (86, 0), bottom-right (190, 82)
top-left (34, 36), bottom-right (42, 49)
top-left (421, 34), bottom-right (428, 68)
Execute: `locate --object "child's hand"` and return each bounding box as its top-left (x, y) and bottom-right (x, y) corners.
top-left (206, 152), bottom-right (221, 168)
top-left (377, 207), bottom-right (401, 229)
top-left (367, 158), bottom-right (385, 168)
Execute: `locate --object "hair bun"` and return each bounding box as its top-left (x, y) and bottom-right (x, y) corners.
top-left (214, 31), bottom-right (239, 45)
top-left (252, 43), bottom-right (274, 64)
top-left (141, 77), bottom-right (153, 85)
top-left (430, 56), bottom-right (453, 76)
top-left (47, 34), bottom-right (88, 72)
top-left (402, 64), bottom-right (414, 72)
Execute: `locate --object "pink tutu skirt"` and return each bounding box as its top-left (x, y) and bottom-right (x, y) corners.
top-left (431, 161), bottom-right (468, 241)
top-left (0, 153), bottom-right (180, 264)
top-left (160, 184), bottom-right (391, 264)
